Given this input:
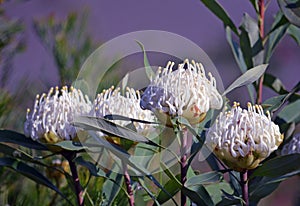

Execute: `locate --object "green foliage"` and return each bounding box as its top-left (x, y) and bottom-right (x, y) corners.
top-left (33, 12), bottom-right (95, 85)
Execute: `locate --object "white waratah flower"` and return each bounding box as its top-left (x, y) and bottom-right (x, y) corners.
top-left (206, 102), bottom-right (283, 171)
top-left (281, 134), bottom-right (300, 155)
top-left (92, 86), bottom-right (155, 145)
top-left (24, 86), bottom-right (92, 143)
top-left (140, 59), bottom-right (223, 125)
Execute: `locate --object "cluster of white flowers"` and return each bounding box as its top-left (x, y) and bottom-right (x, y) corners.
top-left (206, 102), bottom-right (283, 171)
top-left (24, 59), bottom-right (286, 169)
top-left (24, 86), bottom-right (92, 143)
top-left (140, 59), bottom-right (223, 125)
top-left (24, 85), bottom-right (155, 145)
top-left (92, 86), bottom-right (155, 138)
top-left (281, 134), bottom-right (300, 155)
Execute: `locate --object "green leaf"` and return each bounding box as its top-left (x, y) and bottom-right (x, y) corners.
top-left (73, 116), bottom-right (157, 146)
top-left (0, 157), bottom-right (69, 202)
top-left (75, 156), bottom-right (106, 177)
top-left (205, 182), bottom-right (234, 205)
top-left (156, 174), bottom-right (181, 205)
top-left (216, 190), bottom-right (243, 206)
top-left (250, 0), bottom-right (259, 13)
top-left (185, 171), bottom-right (223, 187)
top-left (136, 40), bottom-right (155, 80)
top-left (226, 27), bottom-right (247, 72)
top-left (262, 94), bottom-right (286, 113)
top-left (200, 0), bottom-right (238, 35)
top-left (0, 143), bottom-right (33, 162)
top-left (251, 154), bottom-right (300, 178)
top-left (182, 185), bottom-right (214, 206)
top-left (223, 64), bottom-right (268, 95)
top-left (0, 130), bottom-right (47, 150)
top-left (249, 176), bottom-right (282, 204)
top-left (101, 169), bottom-right (124, 206)
top-left (53, 140), bottom-right (88, 151)
top-left (137, 178), bottom-right (161, 206)
top-left (288, 24), bottom-right (300, 44)
top-left (266, 12), bottom-right (289, 36)
top-left (278, 0), bottom-right (300, 27)
top-left (263, 73), bottom-right (287, 94)
top-left (277, 99), bottom-right (300, 123)
top-left (265, 12), bottom-right (290, 62)
top-left (226, 26), bottom-right (256, 102)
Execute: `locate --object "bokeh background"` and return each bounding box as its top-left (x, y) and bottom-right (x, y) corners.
top-left (1, 0), bottom-right (299, 205)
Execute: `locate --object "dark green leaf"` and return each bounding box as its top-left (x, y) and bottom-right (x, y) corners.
top-left (0, 130), bottom-right (47, 150)
top-left (185, 171), bottom-right (223, 187)
top-left (226, 26), bottom-right (256, 104)
top-left (223, 64), bottom-right (268, 95)
top-left (262, 94), bottom-right (287, 113)
top-left (265, 12), bottom-right (290, 62)
top-left (278, 0), bottom-right (300, 27)
top-left (239, 13), bottom-right (265, 67)
top-left (156, 174), bottom-right (181, 205)
top-left (250, 0), bottom-right (259, 13)
top-left (249, 176), bottom-right (282, 204)
top-left (251, 154), bottom-right (300, 178)
top-left (200, 0), bottom-right (238, 35)
top-left (216, 189), bottom-right (243, 206)
top-left (277, 99), bottom-right (300, 123)
top-left (0, 143), bottom-right (33, 162)
top-left (104, 114), bottom-right (158, 125)
top-left (0, 157), bottom-right (69, 202)
top-left (266, 12), bottom-right (289, 36)
top-left (138, 178), bottom-right (161, 206)
top-left (74, 156), bottom-right (106, 177)
top-left (229, 171), bottom-right (241, 196)
top-left (182, 185), bottom-right (214, 206)
top-left (263, 73), bottom-right (288, 94)
top-left (53, 140), bottom-right (88, 151)
top-left (101, 170), bottom-right (124, 206)
top-left (226, 27), bottom-right (247, 72)
top-left (205, 182), bottom-right (234, 205)
top-left (249, 163), bottom-right (300, 204)
top-left (73, 116), bottom-right (158, 146)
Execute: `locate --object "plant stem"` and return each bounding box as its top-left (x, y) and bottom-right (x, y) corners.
top-left (240, 170), bottom-right (249, 206)
top-left (64, 152), bottom-right (84, 206)
top-left (257, 0), bottom-right (265, 104)
top-left (180, 128), bottom-right (188, 206)
top-left (123, 162), bottom-right (135, 206)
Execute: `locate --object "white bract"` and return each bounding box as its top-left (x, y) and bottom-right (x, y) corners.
top-left (24, 86), bottom-right (92, 143)
top-left (281, 134), bottom-right (300, 155)
top-left (140, 59), bottom-right (223, 125)
top-left (93, 86), bottom-right (155, 139)
top-left (206, 102), bottom-right (283, 171)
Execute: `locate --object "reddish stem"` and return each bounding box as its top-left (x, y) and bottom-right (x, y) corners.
top-left (123, 163), bottom-right (135, 206)
top-left (180, 128), bottom-right (188, 206)
top-left (64, 152), bottom-right (84, 206)
top-left (257, 0), bottom-right (265, 104)
top-left (240, 171), bottom-right (249, 206)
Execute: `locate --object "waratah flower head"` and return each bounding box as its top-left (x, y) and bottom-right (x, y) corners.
top-left (92, 86), bottom-right (155, 144)
top-left (206, 102), bottom-right (283, 171)
top-left (24, 86), bottom-right (92, 143)
top-left (281, 134), bottom-right (300, 155)
top-left (140, 59), bottom-right (223, 125)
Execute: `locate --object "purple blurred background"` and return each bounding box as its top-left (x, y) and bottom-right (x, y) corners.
top-left (2, 0), bottom-right (300, 205)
